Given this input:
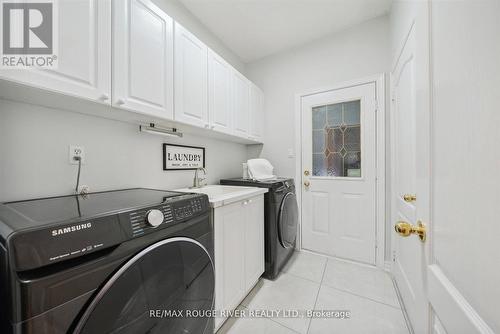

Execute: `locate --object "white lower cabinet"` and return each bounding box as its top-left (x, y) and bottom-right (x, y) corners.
top-left (244, 196), bottom-right (265, 291)
top-left (213, 195), bottom-right (264, 330)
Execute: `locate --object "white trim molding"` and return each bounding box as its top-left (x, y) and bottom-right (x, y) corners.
top-left (294, 73), bottom-right (386, 269)
top-left (384, 260), bottom-right (392, 272)
top-left (427, 265), bottom-right (495, 334)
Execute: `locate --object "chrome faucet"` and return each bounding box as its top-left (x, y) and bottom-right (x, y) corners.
top-left (191, 167), bottom-right (207, 188)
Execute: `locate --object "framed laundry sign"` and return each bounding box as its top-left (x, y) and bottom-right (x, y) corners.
top-left (163, 144), bottom-right (205, 170)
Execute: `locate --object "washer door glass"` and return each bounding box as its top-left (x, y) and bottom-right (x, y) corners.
top-left (75, 238), bottom-right (214, 334)
top-left (278, 192), bottom-right (298, 248)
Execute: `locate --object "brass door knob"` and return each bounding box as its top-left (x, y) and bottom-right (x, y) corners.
top-left (304, 170), bottom-right (310, 176)
top-left (304, 180), bottom-right (310, 187)
top-left (395, 221), bottom-right (426, 242)
top-left (403, 194), bottom-right (417, 202)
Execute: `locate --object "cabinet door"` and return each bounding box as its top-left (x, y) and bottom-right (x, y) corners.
top-left (249, 83), bottom-right (264, 141)
top-left (244, 195), bottom-right (265, 291)
top-left (0, 0), bottom-right (111, 103)
top-left (214, 201), bottom-right (245, 325)
top-left (113, 0), bottom-right (173, 119)
top-left (174, 23), bottom-right (209, 128)
top-left (208, 50), bottom-right (232, 134)
top-left (231, 70), bottom-right (250, 137)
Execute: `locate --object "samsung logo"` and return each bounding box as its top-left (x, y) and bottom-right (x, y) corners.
top-left (51, 222), bottom-right (92, 237)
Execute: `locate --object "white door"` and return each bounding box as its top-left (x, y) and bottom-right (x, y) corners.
top-left (208, 50), bottom-right (232, 134)
top-left (174, 23), bottom-right (209, 128)
top-left (391, 10), bottom-right (430, 334)
top-left (231, 70), bottom-right (250, 138)
top-left (426, 0), bottom-right (499, 333)
top-left (113, 0), bottom-right (173, 119)
top-left (249, 83), bottom-right (264, 141)
top-left (301, 83), bottom-right (377, 264)
top-left (244, 195), bottom-right (265, 291)
top-left (0, 0), bottom-right (111, 103)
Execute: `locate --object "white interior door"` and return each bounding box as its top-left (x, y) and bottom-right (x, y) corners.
top-left (426, 0), bottom-right (499, 333)
top-left (301, 83), bottom-right (377, 265)
top-left (391, 15), bottom-right (430, 334)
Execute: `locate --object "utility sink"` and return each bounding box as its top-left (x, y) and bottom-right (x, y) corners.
top-left (175, 185), bottom-right (268, 208)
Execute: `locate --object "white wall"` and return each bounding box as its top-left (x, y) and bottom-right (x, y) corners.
top-left (0, 0), bottom-right (248, 202)
top-left (430, 0), bottom-right (500, 331)
top-left (246, 16), bottom-right (390, 177)
top-left (0, 100), bottom-right (246, 202)
top-left (245, 15), bottom-right (391, 257)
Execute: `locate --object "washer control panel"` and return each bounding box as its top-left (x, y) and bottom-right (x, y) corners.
top-left (173, 197), bottom-right (204, 220)
top-left (126, 194), bottom-right (208, 238)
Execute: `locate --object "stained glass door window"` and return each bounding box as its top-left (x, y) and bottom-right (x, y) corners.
top-left (312, 100), bottom-right (361, 177)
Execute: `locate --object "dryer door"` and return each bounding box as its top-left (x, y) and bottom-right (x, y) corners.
top-left (278, 192), bottom-right (298, 249)
top-left (74, 237), bottom-right (214, 334)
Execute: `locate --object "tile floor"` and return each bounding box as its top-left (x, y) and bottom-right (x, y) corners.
top-left (217, 251), bottom-right (410, 334)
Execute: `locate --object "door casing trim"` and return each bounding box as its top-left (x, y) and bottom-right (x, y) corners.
top-left (294, 74), bottom-right (386, 269)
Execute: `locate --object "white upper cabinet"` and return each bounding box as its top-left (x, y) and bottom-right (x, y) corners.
top-left (113, 0), bottom-right (174, 119)
top-left (249, 83), bottom-right (264, 141)
top-left (0, 0), bottom-right (111, 103)
top-left (0, 1), bottom-right (264, 144)
top-left (208, 50), bottom-right (232, 134)
top-left (174, 23), bottom-right (209, 128)
top-left (231, 70), bottom-right (250, 137)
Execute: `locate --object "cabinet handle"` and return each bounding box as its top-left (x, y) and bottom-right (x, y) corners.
top-left (204, 124), bottom-right (209, 129)
top-left (115, 99), bottom-right (125, 105)
top-left (210, 125), bottom-right (215, 129)
top-left (242, 201), bottom-right (248, 205)
top-left (99, 93), bottom-right (109, 101)
top-left (248, 199), bottom-right (253, 204)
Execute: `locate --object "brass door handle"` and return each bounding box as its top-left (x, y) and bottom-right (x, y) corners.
top-left (304, 170), bottom-right (310, 176)
top-left (403, 194), bottom-right (417, 202)
top-left (395, 221), bottom-right (426, 242)
top-left (304, 180), bottom-right (310, 187)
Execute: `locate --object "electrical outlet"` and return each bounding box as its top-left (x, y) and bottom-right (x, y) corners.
top-left (69, 145), bottom-right (85, 164)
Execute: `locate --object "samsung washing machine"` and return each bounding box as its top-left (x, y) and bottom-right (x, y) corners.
top-left (219, 178), bottom-right (298, 280)
top-left (0, 188), bottom-right (214, 334)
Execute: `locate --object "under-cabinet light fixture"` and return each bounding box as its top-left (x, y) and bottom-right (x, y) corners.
top-left (140, 123), bottom-right (183, 138)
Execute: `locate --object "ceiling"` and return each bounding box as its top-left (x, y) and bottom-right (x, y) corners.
top-left (178, 0), bottom-right (393, 63)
